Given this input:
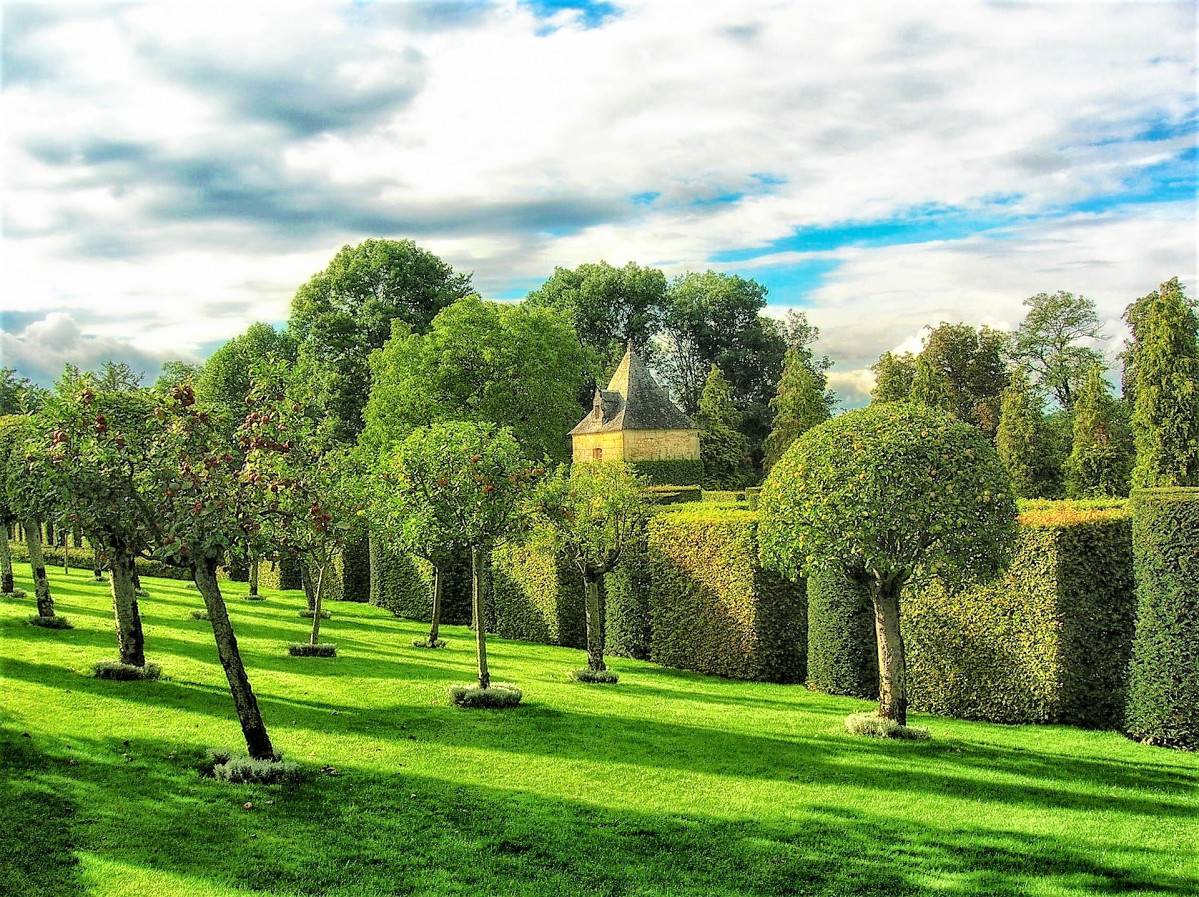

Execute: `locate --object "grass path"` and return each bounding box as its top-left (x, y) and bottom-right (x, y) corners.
top-left (2, 565), bottom-right (1196, 896)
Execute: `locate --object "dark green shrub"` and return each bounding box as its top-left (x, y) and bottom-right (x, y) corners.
top-left (645, 508), bottom-right (806, 683)
top-left (298, 609), bottom-right (331, 620)
top-left (448, 683), bottom-right (522, 708)
top-left (340, 535), bottom-right (371, 602)
top-left (571, 667), bottom-right (618, 684)
top-left (904, 506), bottom-right (1136, 727)
top-left (27, 615), bottom-right (72, 629)
top-left (287, 643), bottom-right (337, 658)
top-left (2, 588), bottom-right (27, 599)
top-left (490, 538), bottom-right (586, 648)
top-left (258, 556), bottom-right (303, 591)
top-left (241, 593), bottom-right (266, 602)
top-left (605, 535), bottom-right (653, 660)
top-left (648, 485), bottom-right (702, 505)
top-left (93, 661), bottom-right (161, 681)
top-left (369, 543), bottom-right (471, 625)
top-left (806, 568), bottom-right (878, 699)
top-left (631, 459), bottom-right (703, 486)
top-left (188, 610), bottom-right (209, 621)
top-left (413, 637), bottom-right (447, 649)
top-left (1125, 488), bottom-right (1199, 749)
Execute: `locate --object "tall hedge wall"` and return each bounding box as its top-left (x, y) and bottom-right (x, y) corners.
top-left (1125, 488), bottom-right (1199, 749)
top-left (904, 506), bottom-right (1136, 727)
top-left (257, 556), bottom-right (303, 591)
top-left (805, 568), bottom-right (878, 699)
top-left (605, 535), bottom-right (653, 660)
top-left (491, 539), bottom-right (586, 648)
top-left (645, 508), bottom-right (806, 683)
top-left (368, 541), bottom-right (472, 626)
top-left (632, 459), bottom-right (704, 486)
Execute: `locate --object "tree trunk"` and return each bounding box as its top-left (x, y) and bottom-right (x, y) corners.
top-left (62, 535), bottom-right (70, 575)
top-left (133, 568), bottom-right (143, 592)
top-left (368, 533), bottom-right (381, 606)
top-left (301, 561), bottom-right (316, 612)
top-left (309, 552), bottom-right (328, 646)
top-left (472, 546), bottom-right (490, 689)
top-left (193, 558), bottom-right (275, 760)
top-left (428, 562), bottom-right (443, 644)
top-left (0, 525), bottom-right (13, 594)
top-left (583, 570), bottom-right (607, 671)
top-left (23, 518), bottom-right (54, 617)
top-left (870, 575), bottom-right (907, 725)
top-left (248, 554), bottom-right (259, 597)
top-left (93, 546), bottom-right (104, 582)
top-left (110, 549), bottom-right (146, 667)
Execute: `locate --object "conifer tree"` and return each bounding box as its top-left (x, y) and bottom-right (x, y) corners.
top-left (1128, 278), bottom-right (1199, 488)
top-left (1066, 365), bottom-right (1133, 498)
top-left (696, 365), bottom-right (749, 488)
top-left (996, 367), bottom-right (1050, 498)
top-left (908, 355), bottom-right (954, 414)
top-left (763, 347), bottom-right (834, 473)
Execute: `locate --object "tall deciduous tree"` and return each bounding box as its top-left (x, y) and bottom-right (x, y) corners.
top-left (760, 405), bottom-right (1017, 725)
top-left (1013, 290), bottom-right (1105, 410)
top-left (532, 462), bottom-right (650, 678)
top-left (915, 323), bottom-right (1009, 438)
top-left (764, 346), bottom-right (835, 473)
top-left (1066, 365), bottom-right (1133, 498)
top-left (360, 297), bottom-right (588, 467)
top-left (525, 261), bottom-right (667, 374)
top-left (870, 351), bottom-right (918, 404)
top-left (1127, 278), bottom-right (1199, 488)
top-left (392, 423), bottom-right (539, 692)
top-left (197, 323), bottom-right (297, 427)
top-left (996, 367), bottom-right (1051, 498)
top-left (658, 271), bottom-right (786, 469)
top-left (41, 381), bottom-right (159, 666)
top-left (1, 415), bottom-right (57, 617)
top-left (141, 383), bottom-right (277, 759)
top-left (696, 366), bottom-right (750, 488)
top-left (289, 238), bottom-right (474, 440)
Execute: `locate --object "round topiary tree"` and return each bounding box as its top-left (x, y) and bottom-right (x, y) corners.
top-left (759, 403), bottom-right (1018, 726)
top-left (531, 461), bottom-right (651, 681)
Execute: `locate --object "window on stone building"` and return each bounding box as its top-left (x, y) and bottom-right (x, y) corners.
top-left (593, 447), bottom-right (603, 460)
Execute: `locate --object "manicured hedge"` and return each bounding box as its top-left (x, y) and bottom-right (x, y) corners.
top-left (605, 535), bottom-right (653, 660)
top-left (257, 556), bottom-right (303, 591)
top-left (702, 490), bottom-right (746, 504)
top-left (904, 505), bottom-right (1136, 727)
top-left (805, 568), bottom-right (878, 699)
top-left (645, 508), bottom-right (806, 683)
top-left (340, 535), bottom-right (371, 603)
top-left (1124, 488), bottom-right (1199, 749)
top-left (632, 459), bottom-right (704, 486)
top-left (8, 543), bottom-right (194, 581)
top-left (368, 541), bottom-right (472, 626)
top-left (491, 538), bottom-right (586, 648)
top-left (648, 485), bottom-right (703, 505)
top-left (744, 487), bottom-right (762, 510)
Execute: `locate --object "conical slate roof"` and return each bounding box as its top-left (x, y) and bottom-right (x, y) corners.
top-left (569, 342), bottom-right (694, 435)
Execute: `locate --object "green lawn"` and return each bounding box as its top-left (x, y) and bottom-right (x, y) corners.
top-left (2, 566), bottom-right (1196, 897)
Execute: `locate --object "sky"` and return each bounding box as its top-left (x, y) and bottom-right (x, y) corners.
top-left (2, 0), bottom-right (1196, 405)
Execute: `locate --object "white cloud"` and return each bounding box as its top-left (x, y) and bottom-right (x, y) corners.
top-left (1, 1), bottom-right (1195, 380)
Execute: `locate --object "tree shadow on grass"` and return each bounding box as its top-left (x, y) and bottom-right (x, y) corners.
top-left (2, 725), bottom-right (1194, 897)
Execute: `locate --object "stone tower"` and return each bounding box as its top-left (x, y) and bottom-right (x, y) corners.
top-left (569, 342), bottom-right (700, 468)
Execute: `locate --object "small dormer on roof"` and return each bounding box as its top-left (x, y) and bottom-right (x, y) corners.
top-left (569, 341), bottom-right (693, 436)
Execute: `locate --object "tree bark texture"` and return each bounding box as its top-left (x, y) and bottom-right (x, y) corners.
top-left (870, 577), bottom-right (907, 725)
top-left (309, 554), bottom-right (327, 645)
top-left (583, 571), bottom-right (608, 671)
top-left (472, 546), bottom-right (490, 689)
top-left (0, 525), bottom-right (13, 594)
top-left (93, 546), bottom-right (104, 581)
top-left (62, 536), bottom-right (70, 575)
top-left (193, 558), bottom-right (275, 760)
top-left (428, 563), bottom-right (443, 644)
top-left (301, 562), bottom-right (316, 612)
top-left (248, 555), bottom-right (259, 597)
top-left (109, 549), bottom-right (146, 667)
top-left (23, 518), bottom-right (54, 617)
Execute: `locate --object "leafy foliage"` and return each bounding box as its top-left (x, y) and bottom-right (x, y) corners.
top-left (869, 351), bottom-right (916, 404)
top-left (844, 713), bottom-right (930, 740)
top-left (763, 345), bottom-right (834, 474)
top-left (1013, 290), bottom-right (1105, 410)
top-left (695, 366), bottom-right (750, 488)
top-left (1127, 278), bottom-right (1199, 488)
top-left (524, 260), bottom-right (667, 372)
top-left (1125, 487), bottom-right (1199, 749)
top-left (289, 238), bottom-right (474, 440)
top-left (759, 405), bottom-right (1018, 586)
top-left (805, 568), bottom-right (878, 699)
top-left (1066, 366), bottom-right (1133, 498)
top-left (628, 460), bottom-right (703, 486)
top-left (996, 367), bottom-right (1053, 498)
top-left (360, 297), bottom-right (589, 466)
